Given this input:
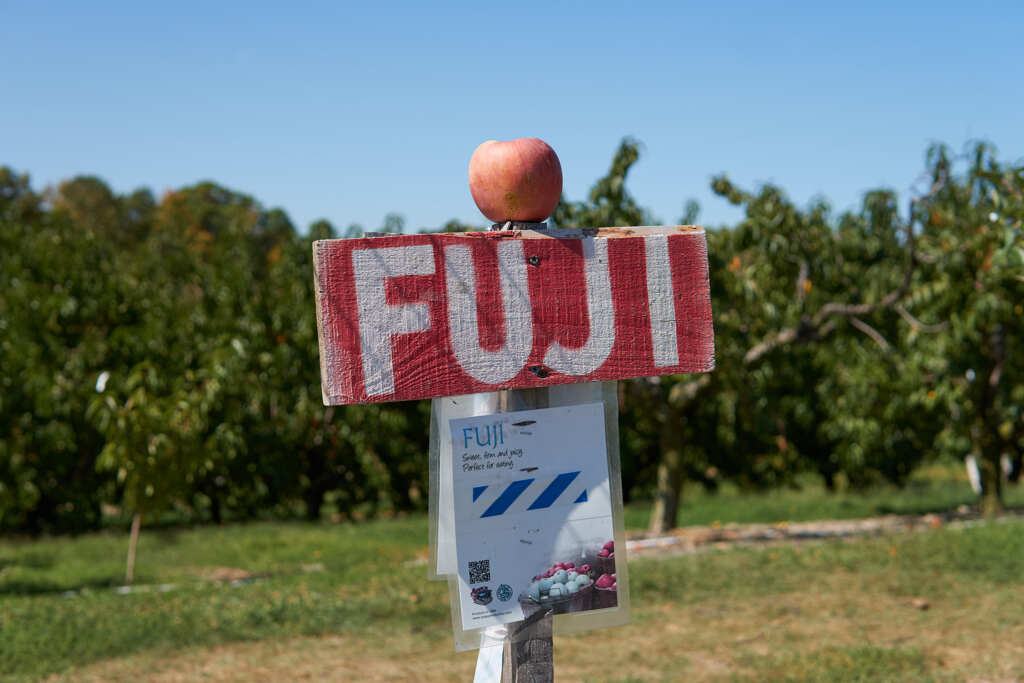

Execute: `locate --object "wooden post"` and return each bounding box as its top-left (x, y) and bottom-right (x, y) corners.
top-left (495, 386), bottom-right (553, 683)
top-left (502, 593), bottom-right (553, 683)
top-left (489, 222), bottom-right (554, 682)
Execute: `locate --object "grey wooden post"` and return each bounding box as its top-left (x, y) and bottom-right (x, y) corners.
top-left (489, 221), bottom-right (555, 683)
top-left (495, 387), bottom-right (553, 683)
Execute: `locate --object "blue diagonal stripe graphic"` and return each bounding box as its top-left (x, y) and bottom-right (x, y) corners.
top-left (472, 486), bottom-right (487, 502)
top-left (527, 471), bottom-right (581, 510)
top-left (480, 479), bottom-right (534, 518)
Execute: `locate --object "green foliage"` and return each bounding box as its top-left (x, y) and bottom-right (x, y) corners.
top-left (1, 172), bottom-right (431, 532)
top-left (909, 144), bottom-right (1024, 512)
top-left (0, 199), bottom-right (120, 532)
top-left (0, 137), bottom-right (1021, 533)
top-left (551, 137), bottom-right (652, 229)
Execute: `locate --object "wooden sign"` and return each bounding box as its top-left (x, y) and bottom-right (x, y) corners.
top-left (313, 226), bottom-right (714, 405)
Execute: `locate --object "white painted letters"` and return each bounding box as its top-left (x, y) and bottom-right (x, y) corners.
top-left (444, 241), bottom-right (533, 384)
top-left (338, 232), bottom-right (697, 399)
top-left (644, 235), bottom-right (679, 367)
top-left (543, 239), bottom-right (615, 375)
top-left (353, 245), bottom-right (435, 396)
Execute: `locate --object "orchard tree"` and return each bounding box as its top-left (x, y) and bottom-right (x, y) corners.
top-left (0, 174), bottom-right (122, 533)
top-left (641, 172), bottom-right (945, 533)
top-left (912, 144), bottom-right (1024, 515)
top-left (551, 141), bottom-right (951, 533)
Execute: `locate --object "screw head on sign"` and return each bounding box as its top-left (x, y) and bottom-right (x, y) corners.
top-left (468, 138), bottom-right (562, 224)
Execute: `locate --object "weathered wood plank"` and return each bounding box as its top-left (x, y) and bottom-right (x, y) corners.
top-left (314, 227), bottom-right (713, 405)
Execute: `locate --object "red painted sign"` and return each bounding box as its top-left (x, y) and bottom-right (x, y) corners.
top-left (313, 227), bottom-right (714, 405)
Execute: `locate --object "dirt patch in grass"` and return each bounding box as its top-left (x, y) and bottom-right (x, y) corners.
top-left (626, 509), bottom-right (1024, 557)
top-left (190, 567), bottom-right (262, 583)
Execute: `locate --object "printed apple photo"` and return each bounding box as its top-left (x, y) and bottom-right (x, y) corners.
top-left (522, 538), bottom-right (618, 616)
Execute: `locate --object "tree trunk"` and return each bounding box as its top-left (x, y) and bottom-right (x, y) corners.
top-left (305, 487), bottom-right (325, 521)
top-left (648, 409), bottom-right (685, 535)
top-left (977, 331), bottom-right (1006, 517)
top-left (978, 456), bottom-right (1003, 518)
top-left (304, 447), bottom-right (327, 521)
top-left (125, 511), bottom-right (142, 585)
top-left (209, 492), bottom-right (223, 525)
top-left (974, 425), bottom-right (1003, 518)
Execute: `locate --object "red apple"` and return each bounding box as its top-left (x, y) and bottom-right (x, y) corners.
top-left (468, 138), bottom-right (562, 223)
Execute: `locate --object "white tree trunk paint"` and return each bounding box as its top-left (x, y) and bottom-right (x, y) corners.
top-left (543, 239), bottom-right (615, 375)
top-left (644, 235), bottom-right (679, 367)
top-left (965, 454), bottom-right (982, 494)
top-left (353, 245), bottom-right (435, 396)
top-left (445, 241), bottom-right (533, 384)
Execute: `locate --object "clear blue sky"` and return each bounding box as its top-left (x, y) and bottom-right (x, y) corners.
top-left (2, 1), bottom-right (1021, 232)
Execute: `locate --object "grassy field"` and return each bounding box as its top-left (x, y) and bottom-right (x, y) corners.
top-left (623, 463), bottom-right (1024, 530)
top-left (2, 471), bottom-right (1023, 681)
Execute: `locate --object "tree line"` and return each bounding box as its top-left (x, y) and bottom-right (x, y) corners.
top-left (1, 140), bottom-right (1021, 537)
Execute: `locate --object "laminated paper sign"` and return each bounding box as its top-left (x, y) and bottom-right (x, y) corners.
top-left (450, 402), bottom-right (620, 631)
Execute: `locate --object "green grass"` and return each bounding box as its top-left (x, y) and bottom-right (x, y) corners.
top-left (0, 517), bottom-right (446, 679)
top-left (624, 463), bottom-right (1024, 529)
top-left (2, 471), bottom-right (1023, 680)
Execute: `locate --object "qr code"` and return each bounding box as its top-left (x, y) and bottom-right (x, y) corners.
top-left (468, 559), bottom-right (490, 584)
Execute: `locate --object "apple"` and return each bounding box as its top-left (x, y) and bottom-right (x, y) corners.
top-left (468, 138), bottom-right (562, 223)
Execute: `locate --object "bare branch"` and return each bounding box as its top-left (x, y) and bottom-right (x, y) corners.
top-left (914, 250), bottom-right (939, 264)
top-left (795, 259), bottom-right (809, 305)
top-left (667, 374), bottom-right (711, 407)
top-left (743, 324), bottom-right (803, 365)
top-left (850, 317), bottom-right (891, 351)
top-left (910, 168), bottom-right (949, 202)
top-left (743, 317), bottom-right (839, 365)
top-left (895, 304), bottom-right (949, 333)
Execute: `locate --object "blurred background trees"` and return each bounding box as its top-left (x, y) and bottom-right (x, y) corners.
top-left (0, 139), bottom-right (1020, 535)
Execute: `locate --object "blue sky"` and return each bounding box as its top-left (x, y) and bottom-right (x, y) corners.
top-left (2, 1), bottom-right (1021, 233)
